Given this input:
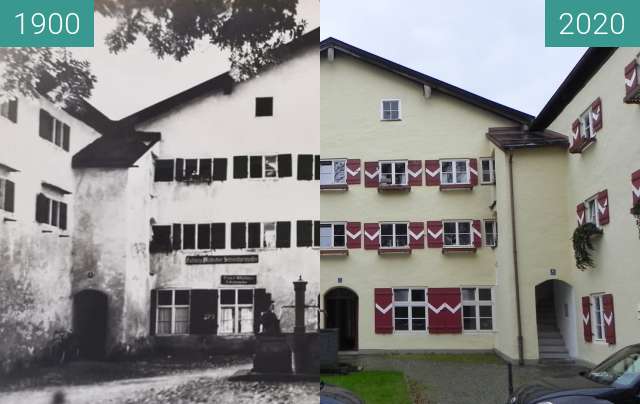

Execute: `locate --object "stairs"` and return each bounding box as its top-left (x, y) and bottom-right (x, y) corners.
top-left (537, 306), bottom-right (573, 364)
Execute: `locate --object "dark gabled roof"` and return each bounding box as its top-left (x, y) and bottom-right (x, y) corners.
top-left (320, 37), bottom-right (534, 124)
top-left (63, 99), bottom-right (115, 136)
top-left (72, 132), bottom-right (160, 168)
top-left (119, 28), bottom-right (320, 128)
top-left (531, 48), bottom-right (617, 131)
top-left (486, 126), bottom-right (568, 151)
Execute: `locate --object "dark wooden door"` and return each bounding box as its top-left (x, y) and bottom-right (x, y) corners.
top-left (73, 290), bottom-right (108, 360)
top-left (325, 288), bottom-right (358, 351)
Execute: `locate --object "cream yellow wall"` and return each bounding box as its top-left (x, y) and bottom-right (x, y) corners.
top-left (548, 47), bottom-right (640, 365)
top-left (321, 51), bottom-right (517, 351)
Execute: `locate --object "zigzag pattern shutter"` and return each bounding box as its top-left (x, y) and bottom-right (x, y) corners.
top-left (624, 59), bottom-right (639, 97)
top-left (426, 221), bottom-right (443, 248)
top-left (363, 223), bottom-right (379, 250)
top-left (582, 296), bottom-right (592, 343)
top-left (632, 169), bottom-right (640, 206)
top-left (597, 190), bottom-right (609, 225)
top-left (425, 160), bottom-right (440, 186)
top-left (576, 203), bottom-right (586, 225)
top-left (602, 294), bottom-right (616, 345)
top-left (569, 120), bottom-right (582, 154)
top-left (364, 161), bottom-right (379, 187)
top-left (591, 98), bottom-right (603, 133)
top-left (374, 288), bottom-right (393, 334)
top-left (407, 160), bottom-right (422, 186)
top-left (427, 288), bottom-right (462, 334)
top-left (469, 159), bottom-right (478, 186)
top-left (346, 159), bottom-right (361, 185)
top-left (409, 222), bottom-right (424, 249)
top-left (472, 220), bottom-right (482, 248)
top-left (346, 222), bottom-right (362, 249)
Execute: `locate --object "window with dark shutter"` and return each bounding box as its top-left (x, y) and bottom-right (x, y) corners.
top-left (62, 124), bottom-right (70, 151)
top-left (175, 159), bottom-right (185, 181)
top-left (150, 290), bottom-right (158, 336)
top-left (248, 222), bottom-right (261, 248)
top-left (211, 223), bottom-right (226, 249)
top-left (278, 154), bottom-right (292, 178)
top-left (231, 222), bottom-right (247, 249)
top-left (150, 225), bottom-right (171, 252)
top-left (296, 220), bottom-right (313, 247)
top-left (255, 97), bottom-right (273, 117)
top-left (50, 200), bottom-right (59, 227)
top-left (8, 99), bottom-right (18, 123)
top-left (199, 159), bottom-right (212, 181)
top-left (183, 224), bottom-right (196, 249)
top-left (172, 224), bottom-right (182, 250)
top-left (39, 110), bottom-right (53, 141)
top-left (212, 158), bottom-right (227, 181)
top-left (35, 193), bottom-right (50, 224)
top-left (276, 221), bottom-right (291, 248)
top-left (314, 221), bottom-right (320, 247)
top-left (197, 224), bottom-right (211, 249)
top-left (314, 155), bottom-right (320, 180)
top-left (59, 202), bottom-right (67, 230)
top-left (250, 156), bottom-right (263, 178)
top-left (154, 160), bottom-right (175, 182)
top-left (185, 159), bottom-right (198, 180)
top-left (4, 180), bottom-right (14, 213)
top-left (233, 156), bottom-right (248, 179)
top-left (297, 154), bottom-right (314, 180)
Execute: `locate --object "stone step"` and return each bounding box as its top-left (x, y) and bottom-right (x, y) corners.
top-left (540, 345), bottom-right (569, 353)
top-left (539, 358), bottom-right (576, 365)
top-left (539, 337), bottom-right (565, 346)
top-left (537, 330), bottom-right (561, 337)
top-left (540, 352), bottom-right (571, 360)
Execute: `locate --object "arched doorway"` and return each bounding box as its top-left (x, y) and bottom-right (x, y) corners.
top-left (535, 280), bottom-right (577, 361)
top-left (73, 290), bottom-right (108, 360)
top-left (324, 287), bottom-right (358, 351)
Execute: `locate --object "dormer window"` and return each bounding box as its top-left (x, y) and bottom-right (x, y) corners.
top-left (381, 100), bottom-right (400, 121)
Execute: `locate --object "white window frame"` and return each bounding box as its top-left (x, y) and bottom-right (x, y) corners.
top-left (584, 197), bottom-right (599, 227)
top-left (591, 293), bottom-right (606, 342)
top-left (264, 155), bottom-right (278, 178)
top-left (440, 159), bottom-right (470, 185)
top-left (319, 222), bottom-right (346, 249)
top-left (262, 222), bottom-right (277, 249)
top-left (219, 288), bottom-right (254, 335)
top-left (479, 158), bottom-right (495, 184)
top-left (392, 288), bottom-right (427, 332)
top-left (484, 219), bottom-right (497, 247)
top-left (379, 222), bottom-right (409, 249)
top-left (380, 99), bottom-right (401, 121)
top-left (579, 108), bottom-right (594, 141)
top-left (156, 289), bottom-right (190, 336)
top-left (320, 159), bottom-right (347, 185)
top-left (379, 160), bottom-right (408, 186)
top-left (462, 287), bottom-right (494, 332)
top-left (443, 220), bottom-right (473, 247)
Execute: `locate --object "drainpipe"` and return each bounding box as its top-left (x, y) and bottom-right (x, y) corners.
top-left (508, 152), bottom-right (524, 366)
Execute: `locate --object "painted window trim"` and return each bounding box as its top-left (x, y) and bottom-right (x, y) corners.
top-left (440, 159), bottom-right (471, 186)
top-left (320, 221), bottom-right (347, 249)
top-left (584, 196), bottom-right (600, 228)
top-left (379, 160), bottom-right (408, 186)
top-left (590, 293), bottom-right (606, 342)
top-left (218, 288), bottom-right (255, 335)
top-left (461, 287), bottom-right (494, 332)
top-left (483, 219), bottom-right (497, 247)
top-left (392, 287), bottom-right (428, 333)
top-left (379, 222), bottom-right (410, 249)
top-left (479, 157), bottom-right (495, 185)
top-left (443, 220), bottom-right (473, 248)
top-left (320, 158), bottom-right (347, 186)
top-left (156, 289), bottom-right (190, 336)
top-left (380, 99), bottom-right (402, 121)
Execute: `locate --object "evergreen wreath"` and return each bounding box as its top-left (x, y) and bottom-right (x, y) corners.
top-left (572, 223), bottom-right (603, 270)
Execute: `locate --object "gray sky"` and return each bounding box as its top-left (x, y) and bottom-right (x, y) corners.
top-left (74, 0), bottom-right (319, 120)
top-left (321, 0), bottom-right (586, 116)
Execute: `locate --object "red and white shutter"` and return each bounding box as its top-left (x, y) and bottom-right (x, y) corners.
top-left (364, 161), bottom-right (379, 187)
top-left (597, 190), bottom-right (610, 225)
top-left (426, 220), bottom-right (443, 248)
top-left (472, 220), bottom-right (482, 248)
top-left (602, 294), bottom-right (616, 345)
top-left (427, 288), bottom-right (462, 334)
top-left (374, 288), bottom-right (393, 334)
top-left (624, 59), bottom-right (639, 97)
top-left (409, 222), bottom-right (424, 249)
top-left (569, 119), bottom-right (582, 153)
top-left (346, 222), bottom-right (362, 249)
top-left (407, 160), bottom-right (423, 186)
top-left (591, 98), bottom-right (603, 133)
top-left (469, 159), bottom-right (478, 186)
top-left (346, 159), bottom-right (361, 185)
top-left (363, 223), bottom-right (380, 250)
top-left (632, 169), bottom-right (640, 206)
top-left (425, 160), bottom-right (441, 186)
top-left (576, 203), bottom-right (586, 225)
top-left (581, 296), bottom-right (592, 343)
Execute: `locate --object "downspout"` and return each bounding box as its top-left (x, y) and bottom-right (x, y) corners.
top-left (508, 151), bottom-right (524, 366)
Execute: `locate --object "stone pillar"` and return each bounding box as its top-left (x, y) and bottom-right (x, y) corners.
top-left (293, 276), bottom-right (307, 335)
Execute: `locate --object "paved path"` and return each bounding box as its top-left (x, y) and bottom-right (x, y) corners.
top-left (340, 355), bottom-right (588, 404)
top-left (0, 364), bottom-right (318, 404)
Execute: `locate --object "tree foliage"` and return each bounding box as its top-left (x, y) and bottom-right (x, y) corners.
top-left (0, 0), bottom-right (305, 109)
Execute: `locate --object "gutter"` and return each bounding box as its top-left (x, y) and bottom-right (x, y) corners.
top-left (508, 152), bottom-right (524, 365)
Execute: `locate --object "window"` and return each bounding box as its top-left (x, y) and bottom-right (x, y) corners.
top-left (441, 160), bottom-right (469, 185)
top-left (35, 193), bottom-right (67, 230)
top-left (39, 110), bottom-right (69, 151)
top-left (265, 155), bottom-right (278, 177)
top-left (393, 288), bottom-right (427, 331)
top-left (320, 222), bottom-right (346, 248)
top-left (263, 222), bottom-right (276, 248)
top-left (462, 288), bottom-right (493, 331)
top-left (219, 289), bottom-right (254, 334)
top-left (150, 225), bottom-right (172, 253)
top-left (379, 161), bottom-right (407, 186)
top-left (380, 223), bottom-right (408, 248)
top-left (156, 290), bottom-right (190, 335)
top-left (480, 158), bottom-right (495, 184)
top-left (579, 108), bottom-right (593, 141)
top-left (0, 99), bottom-right (17, 123)
top-left (443, 221), bottom-right (472, 247)
top-left (320, 159), bottom-right (346, 185)
top-left (296, 220), bottom-right (313, 247)
top-left (255, 97), bottom-right (273, 117)
top-left (484, 220), bottom-right (497, 247)
top-left (591, 294), bottom-right (606, 341)
top-left (381, 100), bottom-right (401, 121)
top-left (154, 159), bottom-right (175, 182)
top-left (585, 197), bottom-right (598, 226)
top-left (0, 178), bottom-right (15, 213)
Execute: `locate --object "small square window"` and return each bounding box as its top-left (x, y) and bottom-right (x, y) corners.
top-left (381, 100), bottom-right (400, 121)
top-left (255, 97), bottom-right (273, 117)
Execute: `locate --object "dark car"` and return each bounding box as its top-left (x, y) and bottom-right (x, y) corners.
top-left (508, 344), bottom-right (640, 404)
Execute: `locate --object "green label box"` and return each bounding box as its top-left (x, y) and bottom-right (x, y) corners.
top-left (546, 0), bottom-right (640, 47)
top-left (0, 0), bottom-right (94, 47)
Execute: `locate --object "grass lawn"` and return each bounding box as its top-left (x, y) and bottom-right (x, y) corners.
top-left (385, 352), bottom-right (504, 364)
top-left (321, 371), bottom-right (412, 404)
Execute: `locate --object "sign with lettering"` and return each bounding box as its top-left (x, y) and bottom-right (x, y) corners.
top-left (185, 255), bottom-right (259, 265)
top-left (221, 275), bottom-right (257, 285)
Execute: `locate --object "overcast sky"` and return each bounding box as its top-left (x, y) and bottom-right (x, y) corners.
top-left (321, 0), bottom-right (586, 116)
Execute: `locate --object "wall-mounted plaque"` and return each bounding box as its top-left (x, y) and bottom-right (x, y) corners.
top-left (221, 275), bottom-right (257, 285)
top-left (185, 254), bottom-right (259, 265)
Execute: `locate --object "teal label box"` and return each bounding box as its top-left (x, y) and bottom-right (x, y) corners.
top-left (546, 0), bottom-right (640, 47)
top-left (0, 0), bottom-right (94, 47)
